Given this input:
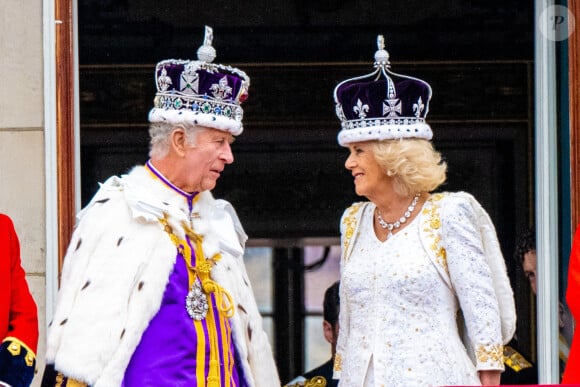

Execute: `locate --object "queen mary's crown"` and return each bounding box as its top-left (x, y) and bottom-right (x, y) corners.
top-left (334, 35), bottom-right (433, 146)
top-left (148, 26), bottom-right (250, 136)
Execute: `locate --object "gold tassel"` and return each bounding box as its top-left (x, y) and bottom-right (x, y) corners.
top-left (159, 214), bottom-right (236, 385)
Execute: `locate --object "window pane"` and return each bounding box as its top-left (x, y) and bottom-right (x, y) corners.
top-left (243, 246), bottom-right (273, 313)
top-left (304, 245), bottom-right (341, 312)
top-left (303, 245), bottom-right (340, 373)
top-left (262, 316), bottom-right (275, 357)
top-left (243, 247), bottom-right (275, 353)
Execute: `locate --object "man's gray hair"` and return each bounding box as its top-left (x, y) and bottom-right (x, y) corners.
top-left (148, 121), bottom-right (201, 159)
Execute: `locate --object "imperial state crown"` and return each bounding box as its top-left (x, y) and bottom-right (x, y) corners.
top-left (148, 26), bottom-right (250, 136)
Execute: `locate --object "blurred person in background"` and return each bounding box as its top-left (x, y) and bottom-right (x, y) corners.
top-left (286, 281), bottom-right (340, 387)
top-left (514, 227), bottom-right (570, 382)
top-left (562, 226), bottom-right (580, 384)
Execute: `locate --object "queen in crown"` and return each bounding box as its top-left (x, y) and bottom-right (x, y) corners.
top-left (332, 36), bottom-right (514, 387)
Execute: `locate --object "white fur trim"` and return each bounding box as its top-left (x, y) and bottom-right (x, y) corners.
top-left (45, 166), bottom-right (279, 386)
top-left (148, 107), bottom-right (243, 136)
top-left (337, 122), bottom-right (433, 146)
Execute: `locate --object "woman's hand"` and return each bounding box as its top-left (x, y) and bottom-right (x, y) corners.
top-left (478, 370), bottom-right (501, 385)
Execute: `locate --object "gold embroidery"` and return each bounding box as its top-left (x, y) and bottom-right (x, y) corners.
top-left (304, 376), bottom-right (327, 386)
top-left (503, 345), bottom-right (533, 372)
top-left (159, 212), bottom-right (233, 386)
top-left (2, 337), bottom-right (36, 364)
top-left (342, 203), bottom-right (362, 260)
top-left (181, 220), bottom-right (234, 318)
top-left (55, 373), bottom-right (88, 387)
top-left (159, 213), bottom-right (233, 317)
top-left (430, 218), bottom-right (441, 229)
top-left (56, 372), bottom-right (64, 387)
top-left (333, 353), bottom-right (342, 371)
top-left (432, 193), bottom-right (444, 201)
top-left (421, 194), bottom-right (448, 273)
top-left (66, 378), bottom-right (89, 387)
top-left (476, 343), bottom-right (503, 364)
top-left (285, 377), bottom-right (327, 387)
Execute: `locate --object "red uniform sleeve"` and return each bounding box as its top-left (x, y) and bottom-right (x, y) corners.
top-left (563, 225), bottom-right (580, 384)
top-left (0, 214), bottom-right (39, 354)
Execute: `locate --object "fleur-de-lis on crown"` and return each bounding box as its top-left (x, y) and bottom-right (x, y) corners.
top-left (158, 68), bottom-right (172, 92)
top-left (353, 99), bottom-right (369, 119)
top-left (210, 76), bottom-right (233, 100)
top-left (413, 97), bottom-right (425, 117)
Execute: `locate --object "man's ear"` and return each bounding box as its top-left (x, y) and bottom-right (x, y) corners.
top-left (322, 320), bottom-right (334, 344)
top-left (170, 127), bottom-right (187, 157)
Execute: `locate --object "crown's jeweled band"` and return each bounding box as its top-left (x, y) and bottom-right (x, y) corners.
top-left (153, 94), bottom-right (243, 121)
top-left (340, 116), bottom-right (427, 130)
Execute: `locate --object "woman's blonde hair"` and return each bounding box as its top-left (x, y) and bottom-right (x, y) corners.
top-left (371, 139), bottom-right (447, 196)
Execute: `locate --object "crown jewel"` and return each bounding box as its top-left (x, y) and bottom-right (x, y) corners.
top-left (148, 26), bottom-right (250, 135)
top-left (334, 35), bottom-right (433, 146)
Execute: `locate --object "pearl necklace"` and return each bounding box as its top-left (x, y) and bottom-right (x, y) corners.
top-left (376, 193), bottom-right (421, 237)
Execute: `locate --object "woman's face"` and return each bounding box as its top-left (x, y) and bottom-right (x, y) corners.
top-left (344, 141), bottom-right (391, 199)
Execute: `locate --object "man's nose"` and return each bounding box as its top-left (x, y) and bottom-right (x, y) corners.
top-left (222, 142), bottom-right (234, 164)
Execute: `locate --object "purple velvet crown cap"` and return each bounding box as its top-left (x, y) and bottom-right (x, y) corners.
top-left (148, 26), bottom-right (250, 136)
top-left (334, 35), bottom-right (433, 146)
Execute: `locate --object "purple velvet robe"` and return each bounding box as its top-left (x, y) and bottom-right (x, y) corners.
top-left (122, 162), bottom-right (244, 386)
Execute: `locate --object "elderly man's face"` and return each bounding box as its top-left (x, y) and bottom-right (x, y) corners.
top-left (182, 127), bottom-right (234, 192)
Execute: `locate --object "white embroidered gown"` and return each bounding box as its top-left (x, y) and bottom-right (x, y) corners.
top-left (337, 198), bottom-right (503, 387)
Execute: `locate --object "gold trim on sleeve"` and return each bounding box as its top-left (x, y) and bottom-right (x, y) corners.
top-left (333, 353), bottom-right (343, 371)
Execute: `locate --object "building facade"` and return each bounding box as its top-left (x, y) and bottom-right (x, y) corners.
top-left (0, 0), bottom-right (578, 385)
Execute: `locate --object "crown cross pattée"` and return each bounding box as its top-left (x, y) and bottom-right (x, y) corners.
top-left (180, 64), bottom-right (199, 95)
top-left (210, 77), bottom-right (233, 101)
top-left (383, 98), bottom-right (402, 117)
top-left (353, 99), bottom-right (369, 119)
